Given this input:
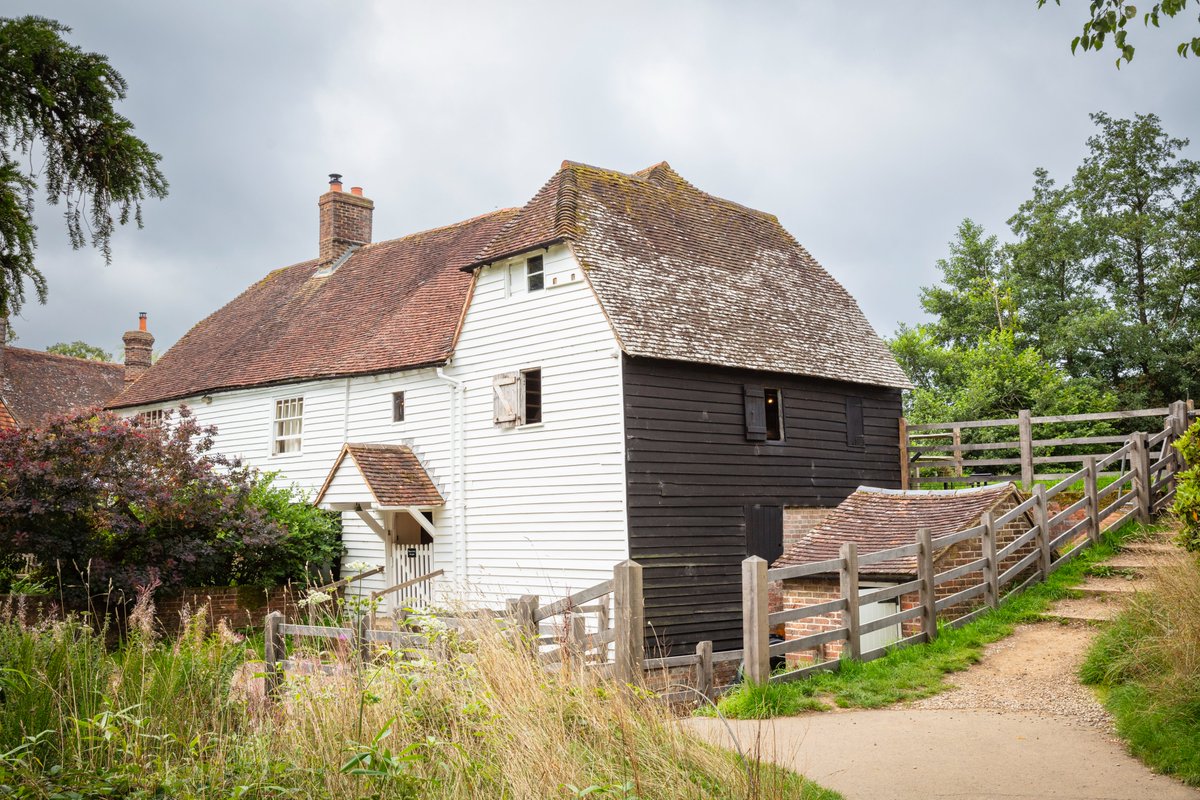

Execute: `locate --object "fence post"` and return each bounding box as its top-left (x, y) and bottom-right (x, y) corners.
top-left (614, 560), bottom-right (644, 684)
top-left (839, 542), bottom-right (860, 661)
top-left (741, 556), bottom-right (770, 683)
top-left (1034, 483), bottom-right (1052, 579)
top-left (695, 640), bottom-right (713, 699)
top-left (1018, 409), bottom-right (1034, 490)
top-left (511, 594), bottom-right (539, 651)
top-left (1085, 456), bottom-right (1100, 544)
top-left (1133, 431), bottom-right (1152, 524)
top-left (899, 416), bottom-right (910, 490)
top-left (917, 528), bottom-right (937, 644)
top-left (1171, 399), bottom-right (1189, 438)
top-left (263, 610), bottom-right (285, 700)
top-left (982, 511), bottom-right (999, 609)
top-left (952, 425), bottom-right (964, 478)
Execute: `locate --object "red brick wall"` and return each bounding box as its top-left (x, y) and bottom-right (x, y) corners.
top-left (156, 585), bottom-right (298, 632)
top-left (770, 507), bottom-right (836, 614)
top-left (780, 494), bottom-right (1042, 666)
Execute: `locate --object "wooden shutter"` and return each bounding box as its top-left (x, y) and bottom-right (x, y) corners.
top-left (846, 396), bottom-right (865, 448)
top-left (746, 505), bottom-right (784, 563)
top-left (744, 385), bottom-right (767, 441)
top-left (493, 372), bottom-right (521, 426)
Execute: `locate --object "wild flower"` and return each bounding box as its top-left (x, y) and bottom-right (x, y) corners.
top-left (347, 561), bottom-right (373, 573)
top-left (299, 590), bottom-right (332, 608)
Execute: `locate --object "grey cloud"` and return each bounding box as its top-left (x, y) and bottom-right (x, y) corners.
top-left (6, 1), bottom-right (1196, 357)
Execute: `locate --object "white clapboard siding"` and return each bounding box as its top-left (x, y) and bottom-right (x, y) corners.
top-left (119, 243), bottom-right (627, 609)
top-left (448, 244), bottom-right (628, 606)
top-left (121, 369), bottom-right (458, 600)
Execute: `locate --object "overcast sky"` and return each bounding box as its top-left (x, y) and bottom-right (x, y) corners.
top-left (6, 2), bottom-right (1198, 357)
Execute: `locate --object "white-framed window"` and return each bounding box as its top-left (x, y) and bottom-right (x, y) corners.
top-left (272, 396), bottom-right (303, 455)
top-left (138, 408), bottom-right (167, 426)
top-left (526, 255), bottom-right (544, 292)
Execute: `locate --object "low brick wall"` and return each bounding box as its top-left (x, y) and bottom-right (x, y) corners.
top-left (781, 494), bottom-right (1042, 665)
top-left (157, 585), bottom-right (298, 632)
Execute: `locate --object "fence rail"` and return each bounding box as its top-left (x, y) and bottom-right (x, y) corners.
top-left (900, 400), bottom-right (1191, 490)
top-left (738, 412), bottom-right (1187, 685)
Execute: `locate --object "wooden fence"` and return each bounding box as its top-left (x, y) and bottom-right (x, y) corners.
top-left (901, 399), bottom-right (1192, 490)
top-left (739, 420), bottom-right (1187, 684)
top-left (264, 559), bottom-right (715, 703)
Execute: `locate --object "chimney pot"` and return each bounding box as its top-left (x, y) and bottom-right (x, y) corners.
top-left (328, 173), bottom-right (343, 191)
top-left (350, 186), bottom-right (363, 197)
top-left (138, 311), bottom-right (147, 332)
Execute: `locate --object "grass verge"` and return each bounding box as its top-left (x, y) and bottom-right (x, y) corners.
top-left (714, 522), bottom-right (1148, 719)
top-left (1080, 548), bottom-right (1200, 786)
top-left (0, 595), bottom-right (838, 799)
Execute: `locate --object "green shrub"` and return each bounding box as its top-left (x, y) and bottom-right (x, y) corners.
top-left (1171, 420), bottom-right (1200, 551)
top-left (240, 473), bottom-right (344, 587)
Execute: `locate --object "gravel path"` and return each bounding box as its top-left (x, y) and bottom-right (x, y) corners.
top-left (907, 622), bottom-right (1114, 729)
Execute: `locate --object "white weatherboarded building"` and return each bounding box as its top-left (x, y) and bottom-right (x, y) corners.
top-left (112, 163), bottom-right (909, 651)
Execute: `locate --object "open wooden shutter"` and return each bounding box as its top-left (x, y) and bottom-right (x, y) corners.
top-left (744, 385), bottom-right (767, 441)
top-left (493, 372), bottom-right (521, 426)
top-left (846, 396), bottom-right (865, 448)
top-left (746, 504), bottom-right (784, 563)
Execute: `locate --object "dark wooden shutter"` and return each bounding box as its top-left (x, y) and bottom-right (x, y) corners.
top-left (744, 385), bottom-right (767, 441)
top-left (846, 396), bottom-right (865, 448)
top-left (746, 505), bottom-right (784, 563)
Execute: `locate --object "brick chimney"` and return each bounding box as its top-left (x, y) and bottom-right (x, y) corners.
top-left (319, 173), bottom-right (373, 267)
top-left (123, 312), bottom-right (154, 387)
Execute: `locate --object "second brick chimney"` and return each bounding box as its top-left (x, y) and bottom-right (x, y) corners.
top-left (319, 173), bottom-right (373, 267)
top-left (123, 312), bottom-right (154, 388)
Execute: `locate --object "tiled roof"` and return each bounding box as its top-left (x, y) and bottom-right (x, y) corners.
top-left (469, 161), bottom-right (911, 389)
top-left (110, 209), bottom-right (518, 408)
top-left (0, 346), bottom-right (125, 427)
top-left (772, 484), bottom-right (1023, 576)
top-left (315, 443), bottom-right (444, 507)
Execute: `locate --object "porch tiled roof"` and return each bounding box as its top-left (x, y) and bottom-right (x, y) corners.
top-left (316, 443), bottom-right (444, 508)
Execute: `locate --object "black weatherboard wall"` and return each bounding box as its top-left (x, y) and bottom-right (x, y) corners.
top-left (622, 356), bottom-right (903, 653)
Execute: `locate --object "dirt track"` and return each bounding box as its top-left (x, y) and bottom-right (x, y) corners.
top-left (688, 621), bottom-right (1200, 799)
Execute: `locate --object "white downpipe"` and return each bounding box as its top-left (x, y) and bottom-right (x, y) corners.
top-left (436, 366), bottom-right (466, 592)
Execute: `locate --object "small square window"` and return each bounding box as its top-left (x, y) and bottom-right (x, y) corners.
top-left (273, 397), bottom-right (303, 455)
top-left (526, 255), bottom-right (544, 292)
top-left (392, 391), bottom-right (405, 422)
top-left (522, 368), bottom-right (542, 425)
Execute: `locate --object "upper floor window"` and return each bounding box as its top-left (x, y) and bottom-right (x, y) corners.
top-left (846, 396), bottom-right (865, 448)
top-left (522, 368), bottom-right (542, 425)
top-left (744, 385), bottom-right (784, 442)
top-left (493, 368), bottom-right (543, 427)
top-left (392, 391), bottom-right (405, 422)
top-left (526, 255), bottom-right (544, 292)
top-left (138, 408), bottom-right (167, 426)
top-left (273, 397), bottom-right (303, 455)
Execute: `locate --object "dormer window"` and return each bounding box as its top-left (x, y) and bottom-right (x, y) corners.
top-left (526, 255), bottom-right (544, 292)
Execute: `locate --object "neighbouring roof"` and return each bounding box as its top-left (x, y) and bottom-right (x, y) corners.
top-left (315, 443), bottom-right (444, 508)
top-left (110, 209), bottom-right (518, 408)
top-left (772, 483), bottom-right (1023, 576)
top-left (0, 346), bottom-right (126, 428)
top-left (469, 161), bottom-right (911, 389)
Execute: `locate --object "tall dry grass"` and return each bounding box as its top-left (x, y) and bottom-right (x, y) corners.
top-left (1081, 551), bottom-right (1200, 785)
top-left (0, 596), bottom-right (836, 799)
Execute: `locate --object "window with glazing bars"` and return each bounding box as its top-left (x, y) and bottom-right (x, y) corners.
top-left (273, 397), bottom-right (303, 454)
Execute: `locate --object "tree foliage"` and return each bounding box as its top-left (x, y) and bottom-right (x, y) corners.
top-left (0, 16), bottom-right (168, 318)
top-left (1038, 0), bottom-right (1200, 64)
top-left (46, 340), bottom-right (111, 361)
top-left (0, 408), bottom-right (341, 598)
top-left (895, 112), bottom-right (1199, 418)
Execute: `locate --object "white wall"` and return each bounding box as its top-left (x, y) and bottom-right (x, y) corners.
top-left (450, 244), bottom-right (628, 605)
top-left (122, 244), bottom-right (628, 607)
